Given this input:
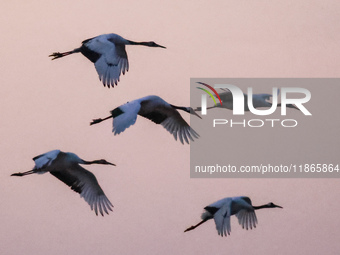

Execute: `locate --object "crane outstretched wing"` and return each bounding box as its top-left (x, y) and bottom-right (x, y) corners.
top-left (50, 165), bottom-right (113, 216)
top-left (160, 110), bottom-right (200, 144)
top-left (235, 209), bottom-right (258, 230)
top-left (94, 44), bottom-right (128, 87)
top-left (111, 100), bottom-right (141, 135)
top-left (213, 203), bottom-right (232, 236)
top-left (85, 36), bottom-right (128, 88)
top-left (33, 150), bottom-right (61, 170)
top-left (138, 104), bottom-right (199, 144)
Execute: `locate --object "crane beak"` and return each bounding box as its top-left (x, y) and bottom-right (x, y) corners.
top-left (190, 108), bottom-right (202, 119)
top-left (275, 204), bottom-right (283, 208)
top-left (11, 172), bottom-right (24, 176)
top-left (156, 43), bottom-right (166, 49)
top-left (103, 160), bottom-right (116, 166)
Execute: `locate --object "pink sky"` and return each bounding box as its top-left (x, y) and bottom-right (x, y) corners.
top-left (1, 0), bottom-right (340, 254)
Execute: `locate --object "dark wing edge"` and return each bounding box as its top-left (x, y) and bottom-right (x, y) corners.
top-left (235, 209), bottom-right (258, 230)
top-left (138, 103), bottom-right (200, 144)
top-left (50, 166), bottom-right (113, 216)
top-left (161, 112), bottom-right (200, 144)
top-left (213, 205), bottom-right (231, 237)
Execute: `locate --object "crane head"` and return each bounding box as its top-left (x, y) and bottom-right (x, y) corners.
top-left (93, 159), bottom-right (116, 166)
top-left (145, 41), bottom-right (166, 48)
top-left (267, 202), bottom-right (283, 209)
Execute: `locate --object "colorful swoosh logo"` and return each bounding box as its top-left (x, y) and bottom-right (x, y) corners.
top-left (196, 82), bottom-right (223, 106)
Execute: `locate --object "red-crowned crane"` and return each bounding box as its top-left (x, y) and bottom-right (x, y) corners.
top-left (90, 95), bottom-right (201, 144)
top-left (49, 33), bottom-right (166, 87)
top-left (11, 150), bottom-right (115, 216)
top-left (184, 196), bottom-right (282, 237)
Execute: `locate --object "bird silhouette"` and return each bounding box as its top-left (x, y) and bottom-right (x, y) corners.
top-left (184, 196), bottom-right (282, 237)
top-left (11, 150), bottom-right (115, 216)
top-left (49, 33), bottom-right (165, 87)
top-left (90, 95), bottom-right (201, 144)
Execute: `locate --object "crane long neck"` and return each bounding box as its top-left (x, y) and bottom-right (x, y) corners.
top-left (170, 104), bottom-right (188, 112)
top-left (81, 159), bottom-right (115, 166)
top-left (11, 169), bottom-right (36, 176)
top-left (127, 40), bottom-right (149, 46)
top-left (252, 204), bottom-right (270, 210)
top-left (81, 160), bottom-right (102, 165)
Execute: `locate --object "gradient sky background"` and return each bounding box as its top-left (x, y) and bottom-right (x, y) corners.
top-left (1, 1), bottom-right (340, 254)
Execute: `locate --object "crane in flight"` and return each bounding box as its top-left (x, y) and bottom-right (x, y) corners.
top-left (184, 196), bottom-right (282, 237)
top-left (11, 150), bottom-right (115, 216)
top-left (90, 95), bottom-right (201, 144)
top-left (49, 33), bottom-right (166, 87)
